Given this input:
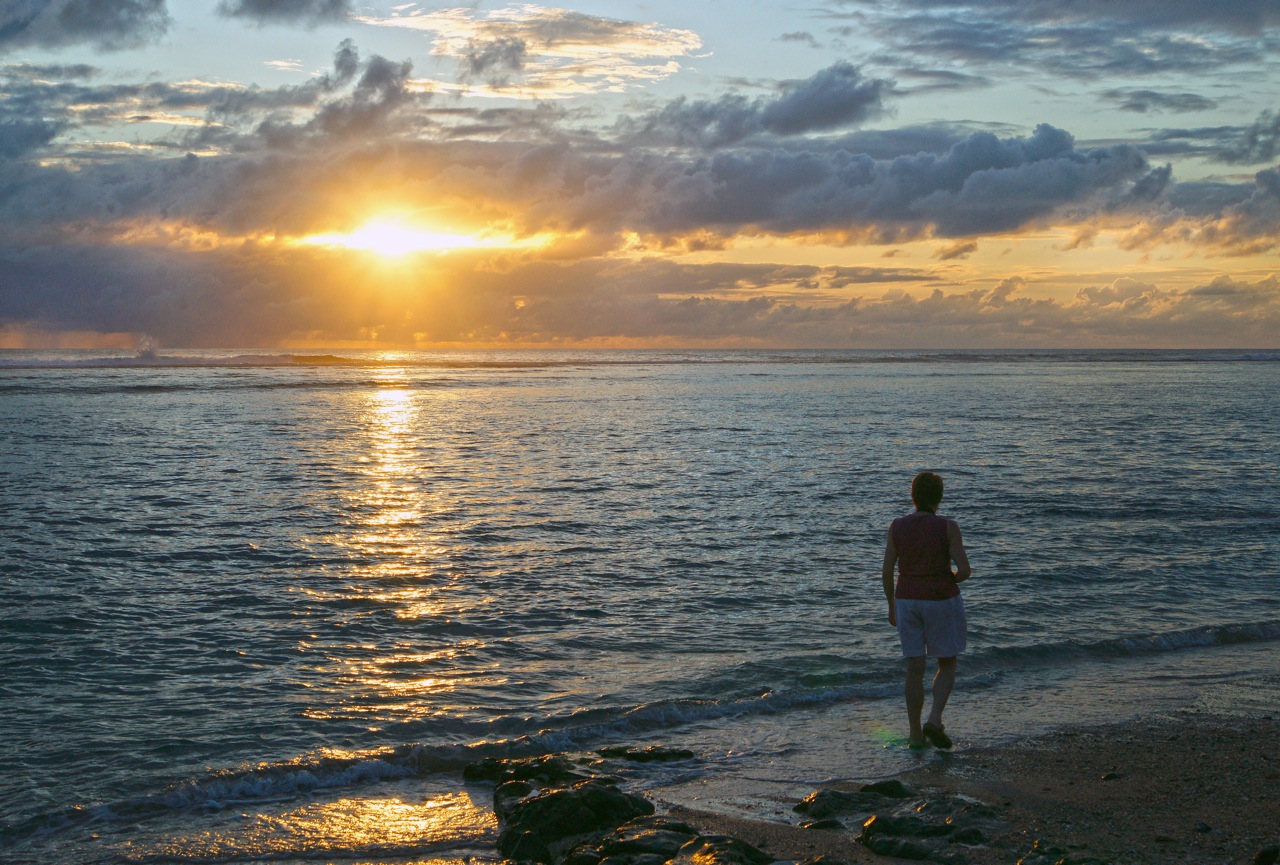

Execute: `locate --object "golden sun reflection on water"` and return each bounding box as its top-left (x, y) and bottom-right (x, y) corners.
top-left (338, 381), bottom-right (438, 577)
top-left (142, 790), bottom-right (495, 862)
top-left (303, 380), bottom-right (492, 727)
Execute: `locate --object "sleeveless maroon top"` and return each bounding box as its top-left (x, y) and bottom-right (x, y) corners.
top-left (891, 511), bottom-right (959, 601)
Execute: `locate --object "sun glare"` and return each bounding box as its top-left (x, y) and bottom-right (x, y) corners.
top-left (298, 219), bottom-right (543, 257)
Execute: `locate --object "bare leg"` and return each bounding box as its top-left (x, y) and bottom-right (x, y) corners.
top-left (927, 656), bottom-right (957, 727)
top-left (905, 656), bottom-right (926, 747)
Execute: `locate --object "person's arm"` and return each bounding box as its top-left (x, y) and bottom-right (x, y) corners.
top-left (947, 520), bottom-right (971, 583)
top-left (882, 530), bottom-right (897, 625)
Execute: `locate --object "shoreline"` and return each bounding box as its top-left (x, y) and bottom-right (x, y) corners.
top-left (657, 710), bottom-right (1279, 864)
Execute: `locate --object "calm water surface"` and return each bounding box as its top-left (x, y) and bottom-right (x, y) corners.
top-left (2, 349), bottom-right (1277, 863)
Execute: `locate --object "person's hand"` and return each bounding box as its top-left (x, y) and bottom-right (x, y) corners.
top-left (887, 600), bottom-right (896, 626)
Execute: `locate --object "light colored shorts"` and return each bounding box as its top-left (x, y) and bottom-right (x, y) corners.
top-left (896, 595), bottom-right (966, 658)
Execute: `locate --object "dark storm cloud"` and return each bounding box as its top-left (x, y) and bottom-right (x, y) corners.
top-left (0, 114), bottom-right (64, 158)
top-left (1142, 109), bottom-right (1280, 164)
top-left (1100, 89), bottom-right (1217, 114)
top-left (832, 0), bottom-right (1268, 80)
top-left (869, 14), bottom-right (1260, 79)
top-left (0, 0), bottom-right (169, 52)
top-left (1222, 110), bottom-right (1280, 164)
top-left (616, 62), bottom-right (890, 148)
top-left (833, 0), bottom-right (1280, 34)
top-left (625, 124), bottom-right (1154, 239)
top-left (217, 0), bottom-right (351, 26)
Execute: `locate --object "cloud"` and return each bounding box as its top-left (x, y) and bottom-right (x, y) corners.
top-left (616, 62), bottom-right (890, 148)
top-left (841, 1), bottom-right (1266, 80)
top-left (0, 0), bottom-right (170, 52)
top-left (1221, 110), bottom-right (1280, 164)
top-left (895, 68), bottom-right (991, 94)
top-left (935, 240), bottom-right (977, 259)
top-left (0, 40), bottom-right (426, 163)
top-left (778, 31), bottom-right (822, 48)
top-left (1119, 166), bottom-right (1280, 255)
top-left (1142, 109), bottom-right (1280, 164)
top-left (459, 36), bottom-right (528, 85)
top-left (1100, 89), bottom-right (1216, 114)
top-left (3, 238), bottom-right (1275, 348)
top-left (835, 0), bottom-right (1280, 35)
top-left (362, 4), bottom-right (702, 97)
top-left (619, 123), bottom-right (1154, 240)
top-left (218, 0), bottom-right (352, 26)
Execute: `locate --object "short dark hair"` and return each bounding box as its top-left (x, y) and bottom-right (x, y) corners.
top-left (912, 471), bottom-right (944, 512)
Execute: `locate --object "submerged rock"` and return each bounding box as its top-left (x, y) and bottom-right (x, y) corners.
top-left (497, 777), bottom-right (655, 862)
top-left (466, 754), bottom-right (590, 785)
top-left (1254, 846), bottom-right (1279, 865)
top-left (598, 745), bottom-right (697, 763)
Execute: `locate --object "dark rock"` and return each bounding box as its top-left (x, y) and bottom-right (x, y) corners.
top-left (598, 745), bottom-right (697, 763)
top-left (857, 814), bottom-right (953, 840)
top-left (949, 826), bottom-right (987, 845)
top-left (861, 835), bottom-right (934, 860)
top-left (1015, 839), bottom-right (1115, 865)
top-left (468, 755), bottom-right (591, 786)
top-left (600, 828), bottom-right (698, 858)
top-left (1254, 846), bottom-right (1279, 865)
top-left (1195, 822), bottom-right (1213, 833)
top-left (497, 778), bottom-right (655, 863)
top-left (495, 780), bottom-right (536, 821)
top-left (502, 829), bottom-right (552, 863)
top-left (1098, 772), bottom-right (1123, 781)
top-left (794, 789), bottom-right (869, 818)
top-left (600, 855), bottom-right (669, 865)
top-left (799, 818), bottom-right (844, 830)
top-left (861, 779), bottom-right (912, 799)
top-left (617, 815), bottom-right (701, 836)
top-left (671, 834), bottom-right (773, 865)
top-left (564, 843), bottom-right (604, 865)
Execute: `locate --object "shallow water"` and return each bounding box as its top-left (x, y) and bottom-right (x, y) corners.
top-left (2, 349), bottom-right (1278, 863)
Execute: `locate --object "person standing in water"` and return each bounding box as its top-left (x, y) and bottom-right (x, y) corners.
top-left (882, 471), bottom-right (971, 749)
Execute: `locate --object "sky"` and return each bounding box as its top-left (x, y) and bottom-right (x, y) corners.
top-left (0, 0), bottom-right (1277, 349)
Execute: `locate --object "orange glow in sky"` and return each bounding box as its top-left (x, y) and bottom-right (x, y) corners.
top-left (298, 220), bottom-right (546, 257)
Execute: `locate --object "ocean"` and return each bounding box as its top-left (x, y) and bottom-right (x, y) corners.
top-left (2, 348), bottom-right (1278, 864)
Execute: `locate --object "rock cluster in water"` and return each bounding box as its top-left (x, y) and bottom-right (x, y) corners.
top-left (794, 779), bottom-right (1002, 863)
top-left (467, 750), bottom-right (775, 865)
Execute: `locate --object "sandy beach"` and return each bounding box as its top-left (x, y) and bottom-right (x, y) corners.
top-left (666, 711), bottom-right (1280, 865)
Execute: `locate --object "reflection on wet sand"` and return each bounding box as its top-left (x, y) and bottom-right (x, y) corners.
top-left (133, 788), bottom-right (495, 862)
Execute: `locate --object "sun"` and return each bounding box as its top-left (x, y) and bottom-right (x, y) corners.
top-left (297, 219), bottom-right (548, 257)
top-left (300, 220), bottom-right (482, 256)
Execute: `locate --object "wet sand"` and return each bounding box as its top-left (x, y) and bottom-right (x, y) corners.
top-left (667, 712), bottom-right (1280, 864)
